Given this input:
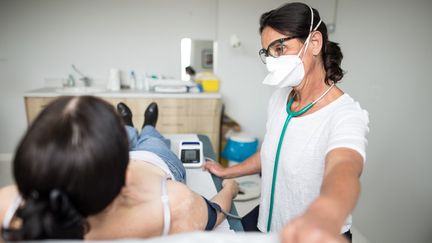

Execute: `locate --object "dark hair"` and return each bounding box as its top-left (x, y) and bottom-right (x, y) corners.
top-left (10, 96), bottom-right (129, 240)
top-left (259, 2), bottom-right (344, 83)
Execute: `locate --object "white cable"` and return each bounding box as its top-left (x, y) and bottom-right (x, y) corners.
top-left (220, 208), bottom-right (243, 220)
top-left (311, 83), bottom-right (335, 105)
top-left (2, 195), bottom-right (22, 228)
top-left (308, 5), bottom-right (314, 32)
top-left (161, 179), bottom-right (171, 236)
top-left (204, 157), bottom-right (217, 163)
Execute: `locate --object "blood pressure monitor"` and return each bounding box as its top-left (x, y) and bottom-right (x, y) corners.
top-left (178, 141), bottom-right (204, 168)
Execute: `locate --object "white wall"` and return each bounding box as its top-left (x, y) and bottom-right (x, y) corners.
top-left (334, 1), bottom-right (432, 242)
top-left (1, 0), bottom-right (432, 242)
top-left (0, 0), bottom-right (217, 152)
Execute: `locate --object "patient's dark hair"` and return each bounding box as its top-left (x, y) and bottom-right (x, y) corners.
top-left (11, 96), bottom-right (129, 240)
top-left (259, 2), bottom-right (344, 83)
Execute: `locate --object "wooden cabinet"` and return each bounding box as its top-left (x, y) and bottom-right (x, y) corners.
top-left (24, 97), bottom-right (56, 123)
top-left (24, 94), bottom-right (222, 159)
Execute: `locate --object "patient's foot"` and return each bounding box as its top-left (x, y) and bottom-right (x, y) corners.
top-left (143, 102), bottom-right (158, 128)
top-left (117, 102), bottom-right (134, 127)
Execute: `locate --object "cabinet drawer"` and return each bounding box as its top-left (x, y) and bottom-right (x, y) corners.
top-left (184, 99), bottom-right (221, 116)
top-left (157, 115), bottom-right (217, 133)
top-left (114, 98), bottom-right (220, 116)
top-left (153, 99), bottom-right (220, 116)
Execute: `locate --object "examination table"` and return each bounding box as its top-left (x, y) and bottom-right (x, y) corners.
top-left (0, 135), bottom-right (278, 243)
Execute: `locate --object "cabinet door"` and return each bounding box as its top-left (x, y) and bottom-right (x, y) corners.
top-left (25, 97), bottom-right (56, 125)
top-left (185, 99), bottom-right (220, 116)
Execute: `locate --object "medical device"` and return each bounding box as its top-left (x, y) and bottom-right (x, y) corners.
top-left (267, 84), bottom-right (335, 232)
top-left (178, 141), bottom-right (204, 168)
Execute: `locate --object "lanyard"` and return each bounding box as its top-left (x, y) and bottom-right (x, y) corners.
top-left (266, 84), bottom-right (335, 232)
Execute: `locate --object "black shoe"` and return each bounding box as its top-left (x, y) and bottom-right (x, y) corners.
top-left (143, 102), bottom-right (158, 128)
top-left (117, 102), bottom-right (134, 127)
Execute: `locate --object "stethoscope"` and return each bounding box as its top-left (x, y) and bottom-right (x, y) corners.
top-left (266, 83), bottom-right (335, 232)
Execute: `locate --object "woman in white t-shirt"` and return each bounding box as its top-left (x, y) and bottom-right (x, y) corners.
top-left (204, 2), bottom-right (369, 243)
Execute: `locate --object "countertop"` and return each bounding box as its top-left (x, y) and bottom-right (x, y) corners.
top-left (24, 87), bottom-right (222, 99)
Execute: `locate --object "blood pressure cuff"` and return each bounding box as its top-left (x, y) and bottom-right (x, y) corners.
top-left (1, 227), bottom-right (19, 241)
top-left (202, 197), bottom-right (222, 230)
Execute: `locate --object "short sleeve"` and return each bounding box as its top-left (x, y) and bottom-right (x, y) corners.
top-left (265, 88), bottom-right (291, 131)
top-left (326, 104), bottom-right (370, 162)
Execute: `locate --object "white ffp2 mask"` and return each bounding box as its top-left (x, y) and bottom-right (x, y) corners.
top-left (263, 52), bottom-right (305, 88)
top-left (262, 6), bottom-right (322, 88)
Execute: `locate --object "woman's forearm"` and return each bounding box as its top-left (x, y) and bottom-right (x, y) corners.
top-left (319, 164), bottom-right (361, 228)
top-left (307, 148), bottom-right (363, 232)
top-left (224, 151), bottom-right (261, 178)
top-left (210, 186), bottom-right (236, 227)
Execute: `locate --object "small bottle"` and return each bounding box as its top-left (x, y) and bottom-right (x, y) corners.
top-left (108, 69), bottom-right (121, 91)
top-left (143, 74), bottom-right (150, 91)
top-left (136, 74), bottom-right (144, 90)
top-left (129, 71), bottom-right (137, 90)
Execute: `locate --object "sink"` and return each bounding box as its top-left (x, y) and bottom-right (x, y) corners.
top-left (55, 87), bottom-right (105, 94)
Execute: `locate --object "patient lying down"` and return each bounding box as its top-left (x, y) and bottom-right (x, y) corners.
top-left (0, 96), bottom-right (238, 241)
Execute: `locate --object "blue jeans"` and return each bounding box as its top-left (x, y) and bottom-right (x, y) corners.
top-left (126, 125), bottom-right (186, 183)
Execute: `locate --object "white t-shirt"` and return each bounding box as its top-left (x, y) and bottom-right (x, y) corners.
top-left (257, 87), bottom-right (369, 233)
top-left (129, 151), bottom-right (176, 180)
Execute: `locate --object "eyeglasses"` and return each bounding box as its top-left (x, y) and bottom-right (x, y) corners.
top-left (258, 36), bottom-right (301, 64)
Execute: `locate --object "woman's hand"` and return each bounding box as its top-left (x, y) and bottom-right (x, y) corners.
top-left (281, 198), bottom-right (348, 243)
top-left (203, 161), bottom-right (229, 178)
top-left (222, 179), bottom-right (239, 199)
top-left (281, 217), bottom-right (348, 243)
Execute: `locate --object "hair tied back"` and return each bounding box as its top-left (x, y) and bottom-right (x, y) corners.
top-left (49, 189), bottom-right (83, 228)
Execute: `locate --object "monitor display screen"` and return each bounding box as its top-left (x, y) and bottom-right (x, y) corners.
top-left (181, 149), bottom-right (200, 163)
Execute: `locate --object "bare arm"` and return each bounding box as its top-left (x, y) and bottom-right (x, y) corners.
top-left (317, 148), bottom-right (363, 229)
top-left (208, 179), bottom-right (239, 226)
top-left (282, 148), bottom-right (363, 243)
top-left (204, 151), bottom-right (261, 178)
top-left (168, 179), bottom-right (238, 232)
top-left (0, 185), bottom-right (19, 226)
